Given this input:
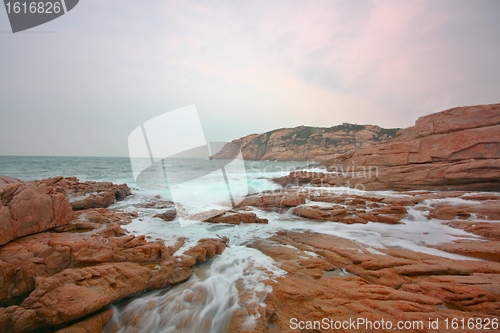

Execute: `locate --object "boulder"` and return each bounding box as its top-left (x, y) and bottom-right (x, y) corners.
top-left (30, 177), bottom-right (132, 211)
top-left (205, 212), bottom-right (268, 224)
top-left (0, 183), bottom-right (73, 246)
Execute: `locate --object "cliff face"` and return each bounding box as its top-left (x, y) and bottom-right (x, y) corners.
top-left (274, 103), bottom-right (500, 191)
top-left (212, 123), bottom-right (400, 161)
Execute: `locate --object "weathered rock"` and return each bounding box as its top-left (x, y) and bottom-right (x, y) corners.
top-left (27, 177), bottom-right (132, 211)
top-left (241, 230), bottom-right (500, 331)
top-left (0, 177), bottom-right (227, 333)
top-left (205, 212), bottom-right (268, 225)
top-left (0, 221), bottom-right (162, 303)
top-left (0, 177), bottom-right (25, 186)
top-left (0, 306), bottom-right (40, 333)
top-left (0, 183), bottom-right (74, 246)
top-left (70, 192), bottom-right (116, 210)
top-left (153, 211), bottom-right (176, 222)
top-left (238, 193), bottom-right (306, 210)
top-left (212, 123), bottom-right (399, 161)
top-left (445, 221), bottom-right (500, 240)
top-left (437, 240), bottom-right (500, 262)
top-left (182, 238), bottom-right (227, 264)
top-left (274, 104), bottom-right (500, 191)
top-left (54, 309), bottom-right (113, 333)
top-left (0, 228), bottom-right (226, 332)
top-left (428, 201), bottom-right (500, 221)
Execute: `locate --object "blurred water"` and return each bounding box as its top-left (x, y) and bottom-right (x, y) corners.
top-left (0, 155), bottom-right (490, 333)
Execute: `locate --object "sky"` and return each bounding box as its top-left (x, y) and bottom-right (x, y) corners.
top-left (1, 0), bottom-right (499, 157)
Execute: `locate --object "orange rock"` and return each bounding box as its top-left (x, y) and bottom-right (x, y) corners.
top-left (245, 230), bottom-right (500, 332)
top-left (437, 240), bottom-right (500, 262)
top-left (205, 212), bottom-right (268, 224)
top-left (212, 123), bottom-right (400, 161)
top-left (0, 184), bottom-right (73, 246)
top-left (183, 238), bottom-right (227, 264)
top-left (54, 309), bottom-right (113, 333)
top-left (0, 306), bottom-right (40, 333)
top-left (276, 104), bottom-right (500, 191)
top-left (445, 221), bottom-right (500, 240)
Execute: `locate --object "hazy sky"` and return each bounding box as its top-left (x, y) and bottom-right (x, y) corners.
top-left (1, 0), bottom-right (499, 157)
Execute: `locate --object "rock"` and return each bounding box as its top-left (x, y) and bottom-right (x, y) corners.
top-left (0, 177), bottom-right (228, 333)
top-left (154, 209), bottom-right (177, 221)
top-left (71, 191), bottom-right (116, 210)
top-left (445, 221), bottom-right (500, 240)
top-left (376, 214), bottom-right (401, 224)
top-left (0, 183), bottom-right (74, 246)
top-left (238, 193), bottom-right (306, 210)
top-left (0, 222), bottom-right (161, 302)
top-left (241, 230), bottom-right (500, 331)
top-left (205, 212), bottom-right (268, 224)
top-left (54, 309), bottom-right (113, 333)
top-left (428, 206), bottom-right (471, 220)
top-left (29, 177), bottom-right (132, 211)
top-left (429, 201), bottom-right (500, 221)
top-left (20, 261), bottom-right (184, 326)
top-left (272, 104), bottom-right (500, 191)
top-left (183, 238), bottom-right (227, 264)
top-left (0, 176), bottom-right (25, 186)
top-left (292, 206), bottom-right (348, 221)
top-left (0, 225), bottom-right (226, 332)
top-left (212, 123), bottom-right (399, 161)
top-left (0, 306), bottom-right (40, 333)
top-left (437, 240), bottom-right (500, 262)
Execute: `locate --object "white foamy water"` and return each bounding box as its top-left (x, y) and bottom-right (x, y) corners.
top-left (2, 156), bottom-right (496, 333)
top-left (106, 186), bottom-right (488, 332)
top-left (106, 245), bottom-right (284, 333)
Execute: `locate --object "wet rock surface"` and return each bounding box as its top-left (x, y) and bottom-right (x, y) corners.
top-left (242, 229), bottom-right (500, 332)
top-left (0, 178), bottom-right (227, 333)
top-left (218, 186), bottom-right (500, 332)
top-left (205, 212), bottom-right (269, 225)
top-left (2, 180), bottom-right (500, 332)
top-left (2, 101), bottom-right (500, 333)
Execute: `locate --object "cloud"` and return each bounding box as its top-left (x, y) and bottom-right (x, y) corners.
top-left (0, 0), bottom-right (499, 156)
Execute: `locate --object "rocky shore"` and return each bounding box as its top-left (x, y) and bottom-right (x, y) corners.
top-left (0, 177), bottom-right (226, 332)
top-left (212, 123), bottom-right (399, 161)
top-left (224, 187), bottom-right (500, 332)
top-left (274, 103), bottom-right (500, 191)
top-left (1, 103), bottom-right (500, 333)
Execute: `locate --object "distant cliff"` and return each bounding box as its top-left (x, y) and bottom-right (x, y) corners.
top-left (212, 123), bottom-right (400, 161)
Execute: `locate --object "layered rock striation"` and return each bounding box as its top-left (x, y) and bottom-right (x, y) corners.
top-left (275, 103), bottom-right (500, 191)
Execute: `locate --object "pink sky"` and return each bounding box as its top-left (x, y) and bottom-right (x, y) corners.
top-left (1, 0), bottom-right (499, 156)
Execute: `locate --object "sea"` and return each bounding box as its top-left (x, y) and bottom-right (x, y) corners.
top-left (0, 155), bottom-right (484, 332)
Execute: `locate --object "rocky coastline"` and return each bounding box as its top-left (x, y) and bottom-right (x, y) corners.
top-left (1, 103), bottom-right (500, 332)
top-left (274, 103), bottom-right (500, 191)
top-left (0, 177), bottom-right (226, 332)
top-left (212, 123), bottom-right (400, 161)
